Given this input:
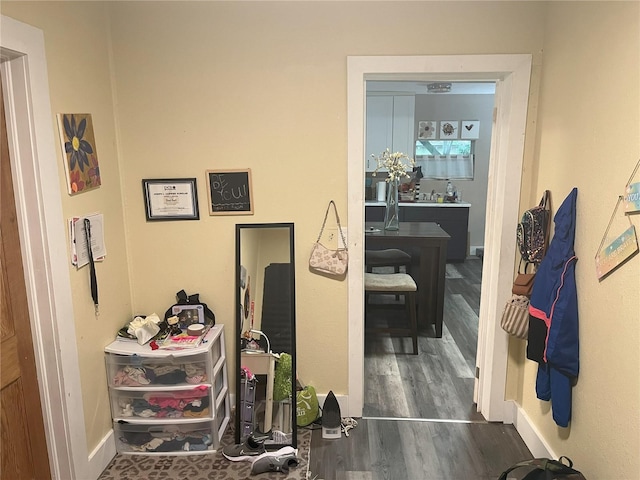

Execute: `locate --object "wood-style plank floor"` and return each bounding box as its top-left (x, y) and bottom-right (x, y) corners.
top-left (309, 258), bottom-right (533, 480)
top-left (363, 259), bottom-right (483, 421)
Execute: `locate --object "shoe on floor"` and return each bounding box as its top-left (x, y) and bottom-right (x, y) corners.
top-left (222, 435), bottom-right (267, 462)
top-left (250, 446), bottom-right (299, 475)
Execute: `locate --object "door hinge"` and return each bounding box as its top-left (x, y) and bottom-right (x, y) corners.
top-left (475, 366), bottom-right (480, 379)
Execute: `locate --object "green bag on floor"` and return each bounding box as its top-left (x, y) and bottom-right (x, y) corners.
top-left (296, 385), bottom-right (319, 427)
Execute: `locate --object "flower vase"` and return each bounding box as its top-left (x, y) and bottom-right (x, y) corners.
top-left (384, 178), bottom-right (400, 231)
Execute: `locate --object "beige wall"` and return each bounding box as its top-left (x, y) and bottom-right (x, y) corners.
top-left (2, 2), bottom-right (638, 478)
top-left (1, 1), bottom-right (132, 451)
top-left (105, 0), bottom-right (546, 399)
top-left (516, 2), bottom-right (640, 476)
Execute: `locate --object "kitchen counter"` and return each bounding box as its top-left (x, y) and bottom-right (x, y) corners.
top-left (365, 201), bottom-right (471, 208)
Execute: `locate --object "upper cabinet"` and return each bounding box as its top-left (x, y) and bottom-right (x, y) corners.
top-left (365, 95), bottom-right (415, 172)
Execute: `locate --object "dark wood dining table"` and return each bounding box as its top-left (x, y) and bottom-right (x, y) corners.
top-left (365, 222), bottom-right (450, 337)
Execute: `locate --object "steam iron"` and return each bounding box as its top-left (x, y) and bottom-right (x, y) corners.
top-left (322, 390), bottom-right (341, 439)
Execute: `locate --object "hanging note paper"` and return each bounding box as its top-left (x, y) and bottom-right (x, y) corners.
top-left (73, 213), bottom-right (106, 268)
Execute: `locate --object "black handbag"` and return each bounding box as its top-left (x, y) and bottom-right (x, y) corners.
top-left (163, 289), bottom-right (216, 326)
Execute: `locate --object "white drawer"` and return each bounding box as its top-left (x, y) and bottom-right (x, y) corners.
top-left (114, 420), bottom-right (217, 454)
top-left (106, 352), bottom-right (210, 388)
top-left (109, 386), bottom-right (212, 421)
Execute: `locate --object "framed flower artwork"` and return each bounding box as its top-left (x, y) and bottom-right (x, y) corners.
top-left (439, 120), bottom-right (459, 139)
top-left (418, 121), bottom-right (436, 139)
top-left (461, 120), bottom-right (480, 139)
top-left (57, 113), bottom-right (101, 195)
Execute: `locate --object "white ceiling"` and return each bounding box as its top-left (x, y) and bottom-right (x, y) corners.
top-left (367, 80), bottom-right (496, 95)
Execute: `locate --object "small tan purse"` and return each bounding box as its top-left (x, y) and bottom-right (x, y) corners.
top-left (309, 200), bottom-right (348, 276)
top-left (512, 261), bottom-right (536, 297)
top-left (512, 273), bottom-right (535, 297)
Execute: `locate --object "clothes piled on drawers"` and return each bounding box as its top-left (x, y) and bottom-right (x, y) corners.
top-left (112, 363), bottom-right (207, 387)
top-left (119, 429), bottom-right (213, 452)
top-left (116, 386), bottom-right (211, 419)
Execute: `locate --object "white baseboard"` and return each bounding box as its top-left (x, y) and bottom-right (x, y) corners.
top-left (87, 428), bottom-right (116, 479)
top-left (509, 401), bottom-right (557, 459)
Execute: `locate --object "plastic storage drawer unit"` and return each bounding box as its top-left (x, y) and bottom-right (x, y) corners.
top-left (104, 324), bottom-right (229, 455)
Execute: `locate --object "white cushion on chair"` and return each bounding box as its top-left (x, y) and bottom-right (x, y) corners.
top-left (364, 273), bottom-right (417, 292)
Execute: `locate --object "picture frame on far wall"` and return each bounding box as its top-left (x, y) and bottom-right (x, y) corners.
top-left (418, 121), bottom-right (437, 139)
top-left (142, 178), bottom-right (200, 221)
top-left (439, 120), bottom-right (459, 139)
top-left (460, 120), bottom-right (480, 139)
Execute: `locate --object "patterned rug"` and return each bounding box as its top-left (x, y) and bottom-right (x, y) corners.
top-left (98, 427), bottom-right (311, 480)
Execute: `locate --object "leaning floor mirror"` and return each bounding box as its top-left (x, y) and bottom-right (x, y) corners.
top-left (235, 223), bottom-right (297, 448)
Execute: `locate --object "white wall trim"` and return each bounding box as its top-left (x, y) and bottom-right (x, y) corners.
top-left (510, 401), bottom-right (557, 459)
top-left (87, 430), bottom-right (116, 480)
top-left (346, 55), bottom-right (532, 421)
top-left (1, 15), bottom-right (90, 480)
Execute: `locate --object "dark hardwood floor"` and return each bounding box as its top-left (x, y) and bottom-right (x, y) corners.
top-left (308, 418), bottom-right (532, 480)
top-left (309, 258), bottom-right (533, 480)
top-left (363, 259), bottom-right (483, 421)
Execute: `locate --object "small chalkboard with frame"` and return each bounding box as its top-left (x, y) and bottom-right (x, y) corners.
top-left (206, 169), bottom-right (254, 215)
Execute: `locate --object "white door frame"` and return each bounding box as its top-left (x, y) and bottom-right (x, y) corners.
top-left (1, 15), bottom-right (89, 479)
top-left (346, 55), bottom-right (532, 421)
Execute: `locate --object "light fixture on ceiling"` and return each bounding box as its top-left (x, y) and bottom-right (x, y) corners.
top-left (427, 82), bottom-right (452, 93)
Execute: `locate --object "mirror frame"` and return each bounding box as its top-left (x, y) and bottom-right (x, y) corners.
top-left (234, 222), bottom-right (297, 447)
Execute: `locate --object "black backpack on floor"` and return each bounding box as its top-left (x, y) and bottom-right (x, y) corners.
top-left (499, 457), bottom-right (586, 480)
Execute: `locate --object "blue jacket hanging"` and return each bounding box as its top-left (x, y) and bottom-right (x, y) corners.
top-left (526, 187), bottom-right (579, 427)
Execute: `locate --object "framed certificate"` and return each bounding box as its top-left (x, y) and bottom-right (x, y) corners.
top-left (142, 178), bottom-right (200, 221)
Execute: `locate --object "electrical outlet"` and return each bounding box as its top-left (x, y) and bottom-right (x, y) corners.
top-left (327, 227), bottom-right (347, 249)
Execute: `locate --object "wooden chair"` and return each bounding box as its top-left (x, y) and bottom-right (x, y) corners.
top-left (365, 249), bottom-right (412, 301)
top-left (364, 272), bottom-right (418, 355)
top-left (365, 248), bottom-right (411, 274)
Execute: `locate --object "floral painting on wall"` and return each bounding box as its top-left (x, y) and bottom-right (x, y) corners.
top-left (418, 121), bottom-right (436, 139)
top-left (57, 113), bottom-right (101, 195)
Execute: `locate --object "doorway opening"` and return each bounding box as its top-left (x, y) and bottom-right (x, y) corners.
top-left (362, 80), bottom-right (494, 422)
top-left (346, 55), bottom-right (533, 422)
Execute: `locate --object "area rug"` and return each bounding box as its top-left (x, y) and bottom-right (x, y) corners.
top-left (98, 427), bottom-right (311, 480)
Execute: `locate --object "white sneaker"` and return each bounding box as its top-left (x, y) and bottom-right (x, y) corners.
top-left (250, 447), bottom-right (299, 475)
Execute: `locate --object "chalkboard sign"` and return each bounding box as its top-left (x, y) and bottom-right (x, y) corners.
top-left (206, 169), bottom-right (254, 215)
